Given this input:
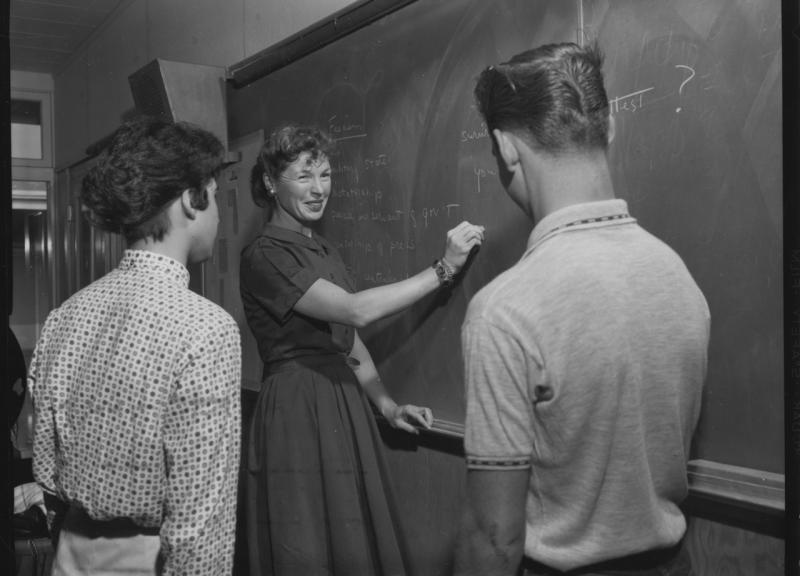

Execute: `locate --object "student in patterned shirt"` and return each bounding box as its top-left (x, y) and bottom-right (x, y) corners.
top-left (454, 43), bottom-right (709, 575)
top-left (29, 117), bottom-right (242, 575)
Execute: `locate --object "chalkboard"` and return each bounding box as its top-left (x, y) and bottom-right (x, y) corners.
top-left (226, 0), bottom-right (783, 474)
top-left (582, 0), bottom-right (783, 475)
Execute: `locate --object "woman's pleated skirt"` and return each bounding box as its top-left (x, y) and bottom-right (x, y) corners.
top-left (246, 354), bottom-right (410, 576)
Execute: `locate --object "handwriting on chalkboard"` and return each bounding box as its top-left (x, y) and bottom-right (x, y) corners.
top-left (461, 122), bottom-right (489, 143)
top-left (364, 154), bottom-right (389, 169)
top-left (329, 204), bottom-right (462, 228)
top-left (327, 115), bottom-right (366, 141)
top-left (420, 204), bottom-right (461, 227)
top-left (334, 237), bottom-right (416, 255)
top-left (331, 186), bottom-right (384, 203)
top-left (330, 209), bottom-right (404, 223)
top-left (474, 165), bottom-right (498, 194)
top-left (332, 163), bottom-right (360, 183)
top-left (609, 87), bottom-right (654, 115)
top-left (674, 65), bottom-right (695, 113)
top-left (332, 155), bottom-right (389, 186)
top-left (334, 236), bottom-right (417, 285)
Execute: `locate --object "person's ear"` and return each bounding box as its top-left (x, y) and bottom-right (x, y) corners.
top-left (262, 173), bottom-right (274, 195)
top-left (180, 189), bottom-right (197, 220)
top-left (607, 113), bottom-right (616, 145)
top-left (492, 128), bottom-right (520, 171)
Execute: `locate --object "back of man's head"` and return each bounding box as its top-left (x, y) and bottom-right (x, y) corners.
top-left (474, 42), bottom-right (610, 155)
top-left (81, 116), bottom-right (224, 244)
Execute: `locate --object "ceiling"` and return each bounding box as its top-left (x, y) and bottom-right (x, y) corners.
top-left (10, 0), bottom-right (128, 75)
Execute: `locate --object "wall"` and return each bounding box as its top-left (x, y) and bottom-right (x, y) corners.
top-left (11, 70), bottom-right (53, 93)
top-left (53, 0), bottom-right (355, 169)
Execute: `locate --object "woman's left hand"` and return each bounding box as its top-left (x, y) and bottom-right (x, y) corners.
top-left (385, 404), bottom-right (433, 434)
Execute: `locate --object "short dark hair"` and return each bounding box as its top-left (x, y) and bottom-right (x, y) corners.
top-left (474, 42), bottom-right (609, 154)
top-left (81, 117), bottom-right (225, 244)
top-left (252, 125), bottom-right (335, 208)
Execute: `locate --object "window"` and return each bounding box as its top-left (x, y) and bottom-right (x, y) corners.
top-left (12, 99), bottom-right (43, 160)
top-left (10, 182), bottom-right (52, 361)
top-left (12, 180), bottom-right (48, 210)
top-left (11, 90), bottom-right (52, 167)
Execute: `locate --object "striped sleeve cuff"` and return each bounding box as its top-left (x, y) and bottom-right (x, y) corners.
top-left (465, 456), bottom-right (532, 470)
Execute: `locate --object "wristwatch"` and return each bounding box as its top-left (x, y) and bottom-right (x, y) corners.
top-left (432, 259), bottom-right (454, 287)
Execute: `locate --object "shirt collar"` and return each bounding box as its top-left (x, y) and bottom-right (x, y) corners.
top-left (526, 199), bottom-right (631, 252)
top-left (261, 223), bottom-right (329, 255)
top-left (118, 249), bottom-right (190, 288)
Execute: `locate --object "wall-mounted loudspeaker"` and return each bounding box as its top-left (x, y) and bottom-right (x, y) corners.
top-left (128, 59), bottom-right (239, 163)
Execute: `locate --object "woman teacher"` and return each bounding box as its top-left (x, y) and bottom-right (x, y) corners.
top-left (240, 124), bottom-right (484, 576)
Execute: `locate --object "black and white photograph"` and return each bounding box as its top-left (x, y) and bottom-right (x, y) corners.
top-left (3, 1), bottom-right (797, 575)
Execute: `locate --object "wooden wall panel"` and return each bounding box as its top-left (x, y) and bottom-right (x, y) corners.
top-left (686, 517), bottom-right (784, 576)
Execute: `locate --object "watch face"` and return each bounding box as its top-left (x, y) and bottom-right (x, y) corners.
top-left (433, 260), bottom-right (452, 285)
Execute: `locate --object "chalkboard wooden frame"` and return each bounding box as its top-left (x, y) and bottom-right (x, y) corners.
top-left (224, 0), bottom-right (787, 527)
top-left (372, 412), bottom-right (785, 535)
top-left (228, 0), bottom-right (419, 88)
top-left (414, 419), bottom-right (785, 528)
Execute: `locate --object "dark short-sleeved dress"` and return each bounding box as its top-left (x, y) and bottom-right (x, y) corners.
top-left (240, 224), bottom-right (410, 576)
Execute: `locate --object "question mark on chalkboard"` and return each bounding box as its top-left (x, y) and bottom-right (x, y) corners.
top-left (675, 64), bottom-right (695, 113)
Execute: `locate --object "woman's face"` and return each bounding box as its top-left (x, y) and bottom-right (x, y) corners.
top-left (271, 151), bottom-right (332, 227)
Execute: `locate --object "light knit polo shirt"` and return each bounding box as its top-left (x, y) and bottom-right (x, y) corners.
top-left (462, 199), bottom-right (710, 571)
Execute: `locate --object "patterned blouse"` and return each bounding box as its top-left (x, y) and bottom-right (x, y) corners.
top-left (30, 250), bottom-right (241, 575)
